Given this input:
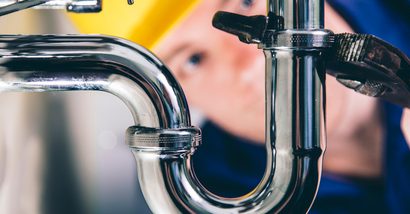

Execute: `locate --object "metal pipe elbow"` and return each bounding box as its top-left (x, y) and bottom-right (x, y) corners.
top-left (0, 35), bottom-right (191, 129)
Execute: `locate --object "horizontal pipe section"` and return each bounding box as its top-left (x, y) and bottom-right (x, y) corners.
top-left (0, 35), bottom-right (191, 129)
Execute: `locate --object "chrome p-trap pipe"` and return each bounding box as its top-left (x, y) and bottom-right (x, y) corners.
top-left (128, 0), bottom-right (330, 213)
top-left (0, 1), bottom-right (329, 213)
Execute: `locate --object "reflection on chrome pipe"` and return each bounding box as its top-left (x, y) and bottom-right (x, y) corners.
top-left (268, 0), bottom-right (324, 29)
top-left (0, 35), bottom-right (190, 129)
top-left (128, 0), bottom-right (328, 213)
top-left (128, 51), bottom-right (326, 214)
top-left (0, 5), bottom-right (327, 211)
top-left (0, 35), bottom-right (194, 213)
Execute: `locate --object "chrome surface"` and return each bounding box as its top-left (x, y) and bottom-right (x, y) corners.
top-left (129, 51), bottom-right (326, 214)
top-left (0, 0), bottom-right (47, 16)
top-left (129, 0), bottom-right (327, 213)
top-left (127, 126), bottom-right (201, 151)
top-left (0, 0), bottom-right (102, 14)
top-left (260, 29), bottom-right (334, 49)
top-left (0, 35), bottom-right (191, 129)
top-left (268, 0), bottom-right (324, 29)
top-left (0, 35), bottom-right (192, 213)
top-left (1, 0), bottom-right (327, 213)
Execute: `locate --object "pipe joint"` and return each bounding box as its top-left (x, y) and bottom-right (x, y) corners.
top-left (127, 126), bottom-right (201, 153)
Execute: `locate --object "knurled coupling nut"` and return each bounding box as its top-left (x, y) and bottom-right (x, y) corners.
top-left (127, 126), bottom-right (201, 151)
top-left (260, 29), bottom-right (334, 49)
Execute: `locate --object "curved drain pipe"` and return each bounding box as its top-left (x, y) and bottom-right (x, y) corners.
top-left (128, 0), bottom-right (328, 213)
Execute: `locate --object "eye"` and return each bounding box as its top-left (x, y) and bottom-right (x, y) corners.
top-left (180, 52), bottom-right (206, 77)
top-left (241, 0), bottom-right (254, 9)
top-left (186, 52), bottom-right (204, 68)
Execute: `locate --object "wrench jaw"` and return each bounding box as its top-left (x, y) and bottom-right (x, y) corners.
top-left (327, 33), bottom-right (410, 108)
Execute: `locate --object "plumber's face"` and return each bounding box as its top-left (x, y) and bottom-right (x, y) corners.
top-left (155, 0), bottom-right (266, 143)
top-left (155, 0), bottom-right (354, 143)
